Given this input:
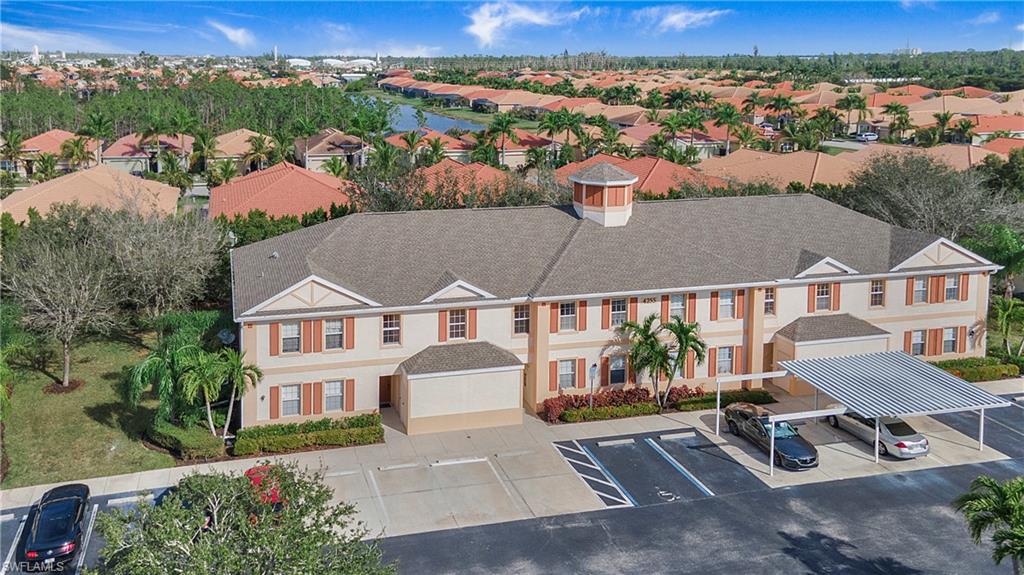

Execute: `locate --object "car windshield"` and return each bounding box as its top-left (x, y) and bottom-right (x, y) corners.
top-left (883, 419), bottom-right (916, 437)
top-left (760, 419), bottom-right (798, 438)
top-left (33, 499), bottom-right (77, 542)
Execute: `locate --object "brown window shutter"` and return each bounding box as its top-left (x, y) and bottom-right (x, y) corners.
top-left (735, 289), bottom-right (745, 319)
top-left (710, 291), bottom-right (720, 321)
top-left (831, 282), bottom-right (841, 311)
top-left (957, 326), bottom-right (967, 353)
top-left (929, 328), bottom-right (941, 355)
top-left (601, 299), bottom-right (611, 329)
top-left (959, 273), bottom-right (969, 301)
top-left (301, 383), bottom-right (313, 416)
top-left (577, 301), bottom-right (587, 331)
top-left (468, 308), bottom-right (478, 340)
top-left (269, 386), bottom-right (280, 419)
top-left (733, 346), bottom-right (743, 375)
top-left (344, 379), bottom-right (355, 411)
top-left (576, 358), bottom-right (586, 388)
top-left (438, 310), bottom-right (448, 342)
top-left (313, 382), bottom-right (323, 415)
top-left (708, 348), bottom-right (718, 377)
top-left (686, 350), bottom-right (695, 379)
top-left (904, 331), bottom-right (912, 354)
top-left (806, 284), bottom-right (816, 313)
top-left (927, 276), bottom-right (939, 303)
top-left (905, 278), bottom-right (914, 306)
top-left (344, 317), bottom-right (355, 349)
top-left (661, 295), bottom-right (670, 323)
top-left (549, 304), bottom-right (559, 334)
top-left (313, 320), bottom-right (324, 353)
top-left (628, 297), bottom-right (638, 322)
top-left (686, 293), bottom-right (696, 323)
top-left (934, 276), bottom-right (946, 303)
top-left (600, 356), bottom-right (609, 386)
top-left (548, 361), bottom-right (558, 392)
top-left (269, 323), bottom-right (281, 356)
top-left (301, 321), bottom-right (313, 354)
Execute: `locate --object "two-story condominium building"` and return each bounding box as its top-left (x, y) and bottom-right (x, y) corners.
top-left (230, 162), bottom-right (997, 435)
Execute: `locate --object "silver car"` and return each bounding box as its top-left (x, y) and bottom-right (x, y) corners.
top-left (826, 405), bottom-right (929, 459)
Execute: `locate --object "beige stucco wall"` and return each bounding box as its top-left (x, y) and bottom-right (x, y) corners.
top-left (407, 369), bottom-right (523, 419)
top-left (772, 334), bottom-right (890, 395)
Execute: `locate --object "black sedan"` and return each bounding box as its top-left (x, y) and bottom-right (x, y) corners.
top-left (18, 484), bottom-right (90, 571)
top-left (724, 402), bottom-right (819, 470)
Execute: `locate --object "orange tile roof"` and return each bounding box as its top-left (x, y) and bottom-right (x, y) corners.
top-left (22, 129), bottom-right (100, 156)
top-left (417, 158), bottom-right (506, 193)
top-left (971, 115), bottom-right (1024, 133)
top-left (542, 97), bottom-right (602, 112)
top-left (297, 128), bottom-right (367, 157)
top-left (696, 148), bottom-right (859, 188)
top-left (215, 128), bottom-right (268, 158)
top-left (2, 164), bottom-right (178, 222)
top-left (208, 162), bottom-right (355, 219)
top-left (555, 153), bottom-right (726, 195)
top-left (384, 128), bottom-right (472, 151)
top-left (103, 133), bottom-right (194, 158)
top-left (982, 137), bottom-right (1024, 155)
top-left (940, 86), bottom-right (994, 98)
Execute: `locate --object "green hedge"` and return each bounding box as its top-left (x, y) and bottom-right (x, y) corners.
top-left (942, 363), bottom-right (1019, 383)
top-left (148, 419), bottom-right (224, 460)
top-left (674, 389), bottom-right (776, 412)
top-left (232, 414), bottom-right (383, 456)
top-left (560, 402), bottom-right (661, 423)
top-left (931, 357), bottom-right (1003, 369)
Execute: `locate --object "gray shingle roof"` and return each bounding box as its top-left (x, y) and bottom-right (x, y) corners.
top-left (231, 195), bottom-right (944, 319)
top-left (569, 162), bottom-right (638, 184)
top-left (400, 341), bottom-right (523, 376)
top-left (775, 314), bottom-right (890, 343)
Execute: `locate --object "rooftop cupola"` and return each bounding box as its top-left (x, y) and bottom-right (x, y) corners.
top-left (568, 162), bottom-right (639, 227)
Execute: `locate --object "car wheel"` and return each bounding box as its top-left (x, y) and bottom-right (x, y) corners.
top-left (878, 443), bottom-right (889, 456)
top-left (827, 416), bottom-right (839, 428)
top-left (774, 452), bottom-right (783, 467)
top-left (728, 420), bottom-right (739, 435)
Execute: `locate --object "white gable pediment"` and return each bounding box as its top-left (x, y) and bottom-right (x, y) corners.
top-left (248, 276), bottom-right (380, 315)
top-left (422, 280), bottom-right (496, 303)
top-left (795, 257), bottom-right (858, 278)
top-left (892, 239), bottom-right (993, 271)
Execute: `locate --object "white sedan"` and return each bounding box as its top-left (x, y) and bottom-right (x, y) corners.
top-left (826, 405), bottom-right (929, 459)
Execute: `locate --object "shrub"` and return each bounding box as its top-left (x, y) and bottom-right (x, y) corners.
top-left (931, 357), bottom-right (1003, 369)
top-left (942, 363), bottom-right (1019, 383)
top-left (542, 388), bottom-right (652, 423)
top-left (665, 385), bottom-right (704, 405)
top-left (232, 414), bottom-right (383, 456)
top-left (674, 389), bottom-right (776, 412)
top-left (560, 403), bottom-right (661, 423)
top-left (148, 418), bottom-right (224, 460)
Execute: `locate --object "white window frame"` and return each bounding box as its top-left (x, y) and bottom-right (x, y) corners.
top-left (944, 274), bottom-right (959, 302)
top-left (448, 309), bottom-right (468, 340)
top-left (609, 356), bottom-right (626, 385)
top-left (913, 277), bottom-right (928, 304)
top-left (911, 330), bottom-right (926, 356)
top-left (281, 322), bottom-right (301, 353)
top-left (610, 299), bottom-right (627, 327)
top-left (281, 384), bottom-right (301, 417)
top-left (718, 290), bottom-right (735, 319)
top-left (763, 288), bottom-right (776, 316)
top-left (717, 346), bottom-right (734, 375)
top-left (324, 380), bottom-right (344, 412)
top-left (382, 314), bottom-right (401, 345)
top-left (559, 302), bottom-right (577, 331)
top-left (669, 294), bottom-right (686, 320)
top-left (869, 280), bottom-right (885, 307)
top-left (324, 319), bottom-right (344, 350)
top-left (942, 327), bottom-right (957, 353)
top-left (558, 359), bottom-right (576, 389)
top-left (513, 304), bottom-right (530, 335)
top-left (815, 283), bottom-right (831, 311)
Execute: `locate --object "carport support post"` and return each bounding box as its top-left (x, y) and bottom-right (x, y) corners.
top-left (979, 408), bottom-right (985, 451)
top-left (769, 421), bottom-right (775, 477)
top-left (715, 379), bottom-right (722, 436)
top-left (874, 418), bottom-right (880, 463)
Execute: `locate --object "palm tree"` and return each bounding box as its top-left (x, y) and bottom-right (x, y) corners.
top-left (399, 130), bottom-right (424, 152)
top-left (681, 109), bottom-right (705, 146)
top-left (422, 137), bottom-right (447, 167)
top-left (169, 108), bottom-right (198, 160)
top-left (713, 103), bottom-right (743, 155)
top-left (661, 317), bottom-right (707, 404)
top-left (575, 130), bottom-right (600, 159)
top-left (659, 111), bottom-right (685, 144)
top-left (293, 116), bottom-right (318, 166)
top-left (933, 112), bottom-right (954, 143)
top-left (889, 113), bottom-right (914, 141)
top-left (742, 91), bottom-right (767, 117)
top-left (188, 130), bottom-right (220, 173)
top-left (644, 133), bottom-right (669, 157)
top-left (767, 94), bottom-right (796, 125)
top-left (644, 108), bottom-right (661, 123)
top-left (812, 108), bottom-right (843, 138)
top-left (837, 94), bottom-right (869, 135)
top-left (488, 112), bottom-right (519, 167)
top-left (207, 159), bottom-right (239, 187)
top-left (617, 314), bottom-right (672, 410)
top-left (244, 135), bottom-right (272, 171)
top-left (954, 118), bottom-right (976, 144)
top-left (881, 102), bottom-right (909, 125)
top-left (694, 90), bottom-right (714, 111)
top-left (659, 144), bottom-right (700, 166)
top-left (77, 111), bottom-right (114, 157)
top-left (32, 153), bottom-right (59, 182)
top-left (218, 348), bottom-right (261, 440)
top-left (156, 149), bottom-right (192, 193)
top-left (320, 156), bottom-right (349, 179)
top-left (127, 341), bottom-right (202, 421)
top-left (369, 142), bottom-right (400, 174)
top-left (1, 130), bottom-right (25, 173)
top-left (538, 110), bottom-right (566, 153)
top-left (953, 475), bottom-right (1024, 575)
top-left (563, 111), bottom-right (585, 151)
top-left (60, 136), bottom-right (92, 170)
top-left (269, 130), bottom-right (293, 166)
top-left (139, 110), bottom-right (167, 152)
top-left (667, 87), bottom-right (693, 110)
top-left (523, 146), bottom-right (549, 172)
top-left (179, 350), bottom-right (227, 435)
top-left (600, 124), bottom-right (628, 155)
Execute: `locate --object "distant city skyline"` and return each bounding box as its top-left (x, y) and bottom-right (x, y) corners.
top-left (1, 1), bottom-right (1022, 58)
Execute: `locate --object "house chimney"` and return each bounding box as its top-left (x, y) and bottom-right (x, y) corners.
top-left (567, 162), bottom-right (639, 227)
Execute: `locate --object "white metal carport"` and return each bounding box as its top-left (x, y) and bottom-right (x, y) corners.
top-left (715, 351), bottom-right (1012, 476)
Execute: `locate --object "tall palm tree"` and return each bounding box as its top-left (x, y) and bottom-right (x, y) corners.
top-left (77, 111), bottom-right (114, 158)
top-left (694, 90), bottom-right (714, 111)
top-left (218, 348), bottom-right (261, 440)
top-left (523, 146), bottom-right (549, 172)
top-left (812, 108), bottom-right (843, 138)
top-left (742, 91), bottom-right (767, 117)
top-left (269, 130), bottom-right (293, 166)
top-left (179, 350), bottom-right (227, 435)
top-left (188, 130), bottom-right (220, 173)
top-left (169, 108), bottom-right (198, 160)
top-left (538, 110), bottom-right (566, 153)
top-left (369, 142), bottom-right (400, 174)
top-left (1, 130), bottom-right (25, 173)
top-left (933, 111), bottom-right (955, 143)
top-left (488, 112), bottom-right (519, 167)
top-left (661, 317), bottom-right (707, 404)
top-left (644, 133), bottom-right (669, 157)
top-left (563, 111), bottom-right (585, 151)
top-left (733, 124), bottom-right (761, 149)
top-left (60, 136), bottom-right (92, 170)
top-left (681, 109), bottom-right (705, 146)
top-left (156, 149), bottom-right (192, 193)
top-left (713, 103), bottom-right (743, 155)
top-left (881, 102), bottom-right (909, 125)
top-left (139, 110), bottom-right (167, 152)
top-left (659, 112), bottom-right (685, 144)
top-left (953, 475), bottom-right (1024, 575)
top-left (320, 156), bottom-right (349, 179)
top-left (399, 130), bottom-right (424, 152)
top-left (954, 118), bottom-right (976, 144)
top-left (293, 116), bottom-right (318, 166)
top-left (32, 153), bottom-right (59, 182)
top-left (422, 137), bottom-right (447, 167)
top-left (767, 94), bottom-right (797, 126)
top-left (617, 313), bottom-right (672, 410)
top-left (244, 135), bottom-right (272, 171)
top-left (889, 113), bottom-right (914, 141)
top-left (207, 159), bottom-right (239, 187)
top-left (600, 124), bottom-right (628, 155)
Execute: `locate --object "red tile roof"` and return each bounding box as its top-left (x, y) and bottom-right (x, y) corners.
top-left (23, 129), bottom-right (100, 156)
top-left (981, 137), bottom-right (1024, 155)
top-left (384, 128), bottom-right (472, 151)
top-left (972, 115), bottom-right (1024, 133)
top-left (209, 162), bottom-right (355, 219)
top-left (103, 133), bottom-right (194, 158)
top-left (555, 153), bottom-right (726, 195)
top-left (417, 158), bottom-right (506, 192)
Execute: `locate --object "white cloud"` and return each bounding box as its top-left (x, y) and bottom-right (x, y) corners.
top-left (1016, 23), bottom-right (1024, 32)
top-left (967, 11), bottom-right (1000, 26)
top-left (464, 2), bottom-right (593, 48)
top-left (899, 0), bottom-right (934, 10)
top-left (206, 19), bottom-right (255, 49)
top-left (0, 22), bottom-right (120, 52)
top-left (632, 5), bottom-right (732, 33)
top-left (321, 23), bottom-right (440, 58)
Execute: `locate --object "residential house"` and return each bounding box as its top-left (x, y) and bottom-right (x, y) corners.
top-left (209, 161), bottom-right (356, 219)
top-left (102, 133), bottom-right (194, 175)
top-left (556, 153), bottom-right (726, 195)
top-left (231, 161), bottom-right (993, 434)
top-left (214, 128), bottom-right (271, 173)
top-left (383, 128), bottom-right (473, 163)
top-left (981, 137), bottom-right (1024, 155)
top-left (8, 129), bottom-right (101, 177)
top-left (968, 115), bottom-right (1024, 146)
top-left (295, 128), bottom-right (370, 174)
top-left (696, 148), bottom-right (860, 188)
top-left (417, 158), bottom-right (507, 196)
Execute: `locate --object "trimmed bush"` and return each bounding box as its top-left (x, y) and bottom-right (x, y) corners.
top-left (942, 363), bottom-right (1019, 383)
top-left (931, 357), bottom-right (1003, 369)
top-left (542, 388), bottom-right (652, 423)
top-left (560, 403), bottom-right (661, 423)
top-left (232, 414), bottom-right (383, 456)
top-left (674, 389), bottom-right (776, 412)
top-left (148, 419), bottom-right (224, 460)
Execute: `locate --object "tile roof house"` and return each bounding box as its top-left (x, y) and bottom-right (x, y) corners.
top-left (383, 128), bottom-right (473, 163)
top-left (13, 129), bottom-right (101, 177)
top-left (102, 132), bottom-right (194, 175)
top-left (968, 115), bottom-right (1024, 145)
top-left (2, 164), bottom-right (179, 222)
top-left (416, 158), bottom-right (507, 195)
top-left (208, 162), bottom-right (356, 219)
top-left (981, 137), bottom-right (1024, 155)
top-left (696, 148), bottom-right (860, 188)
top-left (214, 128), bottom-right (270, 171)
top-left (556, 154), bottom-right (727, 195)
top-left (294, 128), bottom-right (370, 174)
top-left (231, 166), bottom-right (995, 434)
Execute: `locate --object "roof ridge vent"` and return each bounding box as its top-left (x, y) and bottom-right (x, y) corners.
top-left (270, 251), bottom-right (279, 259)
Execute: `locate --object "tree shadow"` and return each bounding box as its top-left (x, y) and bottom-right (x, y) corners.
top-left (779, 530), bottom-right (923, 575)
top-left (85, 401), bottom-right (156, 440)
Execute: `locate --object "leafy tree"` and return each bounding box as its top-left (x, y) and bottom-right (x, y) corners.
top-left (32, 153), bottom-right (60, 183)
top-left (414, 107), bottom-right (428, 129)
top-left (399, 130), bottom-right (423, 153)
top-left (219, 349), bottom-right (261, 439)
top-left (680, 109), bottom-right (705, 146)
top-left (617, 313), bottom-right (672, 410)
top-left (320, 156), bottom-right (349, 179)
top-left (179, 350), bottom-right (227, 434)
top-left (658, 112), bottom-right (685, 143)
top-left (963, 225), bottom-right (1024, 299)
top-left (169, 108), bottom-right (199, 160)
top-left (94, 463), bottom-right (396, 575)
top-left (978, 148), bottom-right (1024, 197)
top-left (190, 130), bottom-right (220, 173)
top-left (742, 91), bottom-right (766, 117)
top-left (77, 110), bottom-right (114, 155)
top-left (293, 116), bottom-right (318, 166)
top-left (1, 130), bottom-right (24, 172)
top-left (60, 136), bottom-right (93, 170)
top-left (156, 149), bottom-right (193, 193)
top-left (953, 475), bottom-right (1024, 575)
top-left (713, 103), bottom-right (743, 155)
top-left (208, 159), bottom-right (239, 187)
top-left (127, 338), bottom-right (202, 421)
top-left (244, 135), bottom-right (273, 171)
top-left (421, 137), bottom-right (447, 167)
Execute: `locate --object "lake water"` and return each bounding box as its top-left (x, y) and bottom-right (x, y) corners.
top-left (390, 104), bottom-right (484, 133)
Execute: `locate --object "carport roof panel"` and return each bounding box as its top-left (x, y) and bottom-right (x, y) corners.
top-left (400, 341), bottom-right (523, 376)
top-left (779, 351), bottom-right (1011, 418)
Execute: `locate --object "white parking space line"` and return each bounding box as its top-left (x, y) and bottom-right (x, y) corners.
top-left (377, 463), bottom-right (418, 471)
top-left (660, 431), bottom-right (697, 441)
top-left (325, 469), bottom-right (359, 478)
top-left (1, 515), bottom-right (26, 575)
top-left (430, 457), bottom-right (487, 467)
top-left (577, 443), bottom-right (638, 508)
top-left (596, 439), bottom-right (635, 447)
top-left (494, 450), bottom-right (532, 458)
top-left (363, 469), bottom-right (390, 528)
top-left (75, 504), bottom-right (98, 575)
top-left (0, 514), bottom-right (13, 522)
top-left (644, 438), bottom-right (715, 497)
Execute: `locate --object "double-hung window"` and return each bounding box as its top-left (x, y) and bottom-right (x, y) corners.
top-left (558, 359), bottom-right (576, 389)
top-left (324, 380), bottom-right (344, 412)
top-left (944, 274), bottom-right (959, 302)
top-left (610, 299), bottom-right (627, 327)
top-left (324, 319), bottom-right (344, 350)
top-left (717, 346), bottom-right (734, 374)
top-left (382, 314), bottom-right (401, 345)
top-left (911, 330), bottom-right (926, 355)
top-left (513, 305), bottom-right (530, 335)
top-left (718, 290), bottom-right (735, 319)
top-left (913, 277), bottom-right (928, 304)
top-left (763, 288), bottom-right (776, 316)
top-left (815, 284), bottom-right (831, 311)
top-left (559, 302), bottom-right (577, 331)
top-left (281, 323), bottom-right (301, 353)
top-left (942, 328), bottom-right (958, 353)
top-left (610, 356), bottom-right (626, 385)
top-left (870, 280), bottom-right (885, 307)
top-left (281, 384), bottom-right (300, 416)
top-left (669, 294), bottom-right (686, 320)
top-left (448, 309), bottom-right (467, 339)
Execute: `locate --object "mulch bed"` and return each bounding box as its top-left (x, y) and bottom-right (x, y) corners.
top-left (43, 379), bottom-right (86, 394)
top-left (142, 436), bottom-right (386, 467)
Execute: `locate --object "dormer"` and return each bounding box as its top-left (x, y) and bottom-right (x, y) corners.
top-left (568, 162), bottom-right (638, 227)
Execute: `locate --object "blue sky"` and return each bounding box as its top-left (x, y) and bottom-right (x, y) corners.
top-left (1, 1), bottom-right (1022, 57)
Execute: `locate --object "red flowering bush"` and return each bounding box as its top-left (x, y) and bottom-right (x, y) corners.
top-left (665, 385), bottom-right (705, 405)
top-left (542, 388), bottom-right (652, 423)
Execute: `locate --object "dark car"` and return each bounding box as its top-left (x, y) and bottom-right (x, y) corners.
top-left (19, 484), bottom-right (89, 570)
top-left (724, 402), bottom-right (819, 470)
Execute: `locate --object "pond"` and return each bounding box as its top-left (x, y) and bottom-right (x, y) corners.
top-left (389, 104), bottom-right (484, 134)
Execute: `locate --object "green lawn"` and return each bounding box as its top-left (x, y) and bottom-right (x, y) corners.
top-left (819, 145), bottom-right (852, 156)
top-left (2, 336), bottom-right (175, 489)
